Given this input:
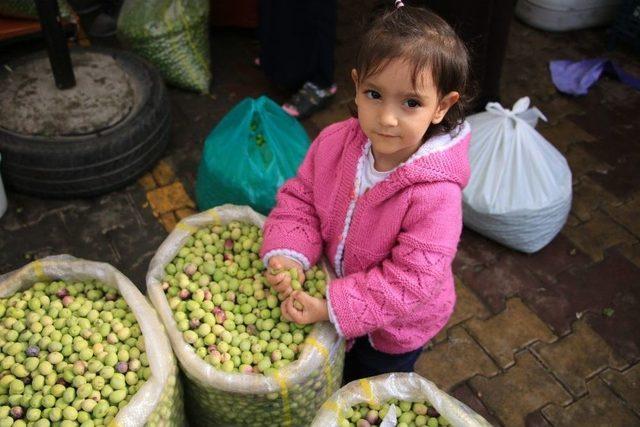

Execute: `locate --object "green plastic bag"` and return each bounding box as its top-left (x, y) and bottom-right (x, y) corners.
top-left (117, 0), bottom-right (211, 93)
top-left (196, 96), bottom-right (310, 215)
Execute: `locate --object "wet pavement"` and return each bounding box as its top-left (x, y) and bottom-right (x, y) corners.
top-left (1, 1), bottom-right (640, 425)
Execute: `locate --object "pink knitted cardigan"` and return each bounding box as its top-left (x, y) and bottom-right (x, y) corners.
top-left (261, 117), bottom-right (470, 354)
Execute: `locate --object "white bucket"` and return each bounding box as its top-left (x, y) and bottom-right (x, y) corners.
top-left (0, 153), bottom-right (7, 219)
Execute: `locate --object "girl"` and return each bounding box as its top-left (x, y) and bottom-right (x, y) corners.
top-left (261, 2), bottom-right (472, 383)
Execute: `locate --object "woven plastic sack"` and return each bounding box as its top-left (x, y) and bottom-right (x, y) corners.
top-left (462, 97), bottom-right (573, 253)
top-left (312, 373), bottom-right (491, 427)
top-left (195, 96), bottom-right (310, 215)
top-left (0, 0), bottom-right (72, 19)
top-left (117, 0), bottom-right (211, 93)
top-left (146, 204), bottom-right (345, 427)
top-left (0, 255), bottom-right (185, 426)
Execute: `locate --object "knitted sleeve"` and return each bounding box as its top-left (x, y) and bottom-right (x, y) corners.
top-left (327, 182), bottom-right (463, 338)
top-left (259, 133), bottom-right (324, 267)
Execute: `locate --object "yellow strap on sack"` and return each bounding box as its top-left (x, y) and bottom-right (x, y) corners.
top-left (321, 399), bottom-right (340, 414)
top-left (206, 208), bottom-right (221, 225)
top-left (359, 379), bottom-right (376, 406)
top-left (307, 337), bottom-right (333, 400)
top-left (31, 260), bottom-right (49, 282)
top-left (175, 222), bottom-right (198, 234)
top-left (273, 370), bottom-right (292, 427)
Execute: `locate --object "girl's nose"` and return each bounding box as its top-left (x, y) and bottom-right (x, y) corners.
top-left (379, 106), bottom-right (398, 127)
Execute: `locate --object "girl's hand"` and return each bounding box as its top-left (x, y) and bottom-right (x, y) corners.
top-left (265, 256), bottom-right (305, 299)
top-left (282, 291), bottom-right (329, 324)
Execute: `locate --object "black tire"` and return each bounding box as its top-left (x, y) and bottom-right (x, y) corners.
top-left (0, 47), bottom-right (170, 198)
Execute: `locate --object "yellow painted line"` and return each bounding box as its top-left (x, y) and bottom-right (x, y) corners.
top-left (360, 379), bottom-right (376, 406)
top-left (175, 222), bottom-right (198, 234)
top-left (273, 370), bottom-right (292, 426)
top-left (307, 337), bottom-right (333, 400)
top-left (31, 260), bottom-right (48, 282)
top-left (321, 400), bottom-right (340, 414)
top-left (207, 209), bottom-right (221, 225)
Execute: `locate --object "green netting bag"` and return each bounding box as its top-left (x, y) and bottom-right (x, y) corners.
top-left (146, 205), bottom-right (345, 426)
top-left (195, 96), bottom-right (310, 216)
top-left (116, 0), bottom-right (211, 93)
top-left (312, 373), bottom-right (492, 427)
top-left (0, 256), bottom-right (185, 427)
top-left (0, 0), bottom-right (72, 19)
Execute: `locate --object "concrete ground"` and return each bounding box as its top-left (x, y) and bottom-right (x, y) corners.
top-left (1, 1), bottom-right (640, 426)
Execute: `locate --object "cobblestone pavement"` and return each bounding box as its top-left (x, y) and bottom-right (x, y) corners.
top-left (1, 1), bottom-right (639, 425)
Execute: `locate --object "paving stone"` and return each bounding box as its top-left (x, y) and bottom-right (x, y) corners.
top-left (146, 182), bottom-right (196, 215)
top-left (540, 96), bottom-right (587, 126)
top-left (450, 383), bottom-right (502, 426)
top-left (564, 143), bottom-right (613, 180)
top-left (571, 177), bottom-right (622, 222)
top-left (542, 377), bottom-right (640, 426)
top-left (467, 298), bottom-right (556, 369)
top-left (0, 192), bottom-right (92, 232)
top-left (541, 251), bottom-right (640, 361)
top-left (0, 212), bottom-right (84, 274)
top-left (151, 159), bottom-right (176, 187)
top-left (433, 278), bottom-right (491, 343)
top-left (415, 326), bottom-right (498, 392)
top-left (137, 173), bottom-right (157, 191)
top-left (160, 212), bottom-right (178, 233)
top-left (533, 319), bottom-right (628, 397)
top-left (562, 210), bottom-right (636, 262)
top-left (453, 229), bottom-right (506, 279)
top-left (601, 363), bottom-right (640, 415)
top-left (503, 233), bottom-right (591, 286)
top-left (604, 195), bottom-right (640, 238)
top-left (565, 214), bottom-right (581, 227)
top-left (619, 242), bottom-right (640, 268)
top-left (462, 255), bottom-right (544, 314)
top-left (537, 119), bottom-right (596, 154)
top-left (175, 208), bottom-right (198, 221)
top-left (470, 351), bottom-right (572, 427)
top-left (524, 410), bottom-right (553, 427)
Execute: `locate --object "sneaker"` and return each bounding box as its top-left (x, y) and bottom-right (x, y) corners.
top-left (282, 82), bottom-right (337, 119)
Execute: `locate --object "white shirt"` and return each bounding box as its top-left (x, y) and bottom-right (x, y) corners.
top-left (357, 144), bottom-right (395, 196)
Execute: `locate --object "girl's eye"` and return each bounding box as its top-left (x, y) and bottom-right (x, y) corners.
top-left (404, 99), bottom-right (421, 108)
top-left (365, 90), bottom-right (381, 100)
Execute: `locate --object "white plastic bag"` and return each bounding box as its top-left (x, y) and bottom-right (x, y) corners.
top-left (0, 255), bottom-right (184, 426)
top-left (146, 204), bottom-right (345, 426)
top-left (311, 372), bottom-right (492, 427)
top-left (462, 97), bottom-right (572, 253)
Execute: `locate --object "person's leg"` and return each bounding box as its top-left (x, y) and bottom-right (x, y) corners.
top-left (342, 336), bottom-right (423, 385)
top-left (281, 0), bottom-right (338, 118)
top-left (426, 0), bottom-right (515, 111)
top-left (307, 0), bottom-right (337, 89)
top-left (481, 0), bottom-right (517, 108)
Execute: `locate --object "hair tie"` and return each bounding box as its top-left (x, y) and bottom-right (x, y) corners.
top-left (395, 0), bottom-right (405, 8)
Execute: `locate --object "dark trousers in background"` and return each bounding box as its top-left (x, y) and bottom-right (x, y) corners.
top-left (342, 336), bottom-right (423, 384)
top-left (427, 0), bottom-right (517, 111)
top-left (258, 0), bottom-right (337, 90)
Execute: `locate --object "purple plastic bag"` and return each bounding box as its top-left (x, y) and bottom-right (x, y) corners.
top-left (549, 58), bottom-right (640, 96)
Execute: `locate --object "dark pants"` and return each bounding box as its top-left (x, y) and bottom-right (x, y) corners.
top-left (258, 0), bottom-right (337, 90)
top-left (427, 0), bottom-right (517, 111)
top-left (342, 336), bottom-right (423, 384)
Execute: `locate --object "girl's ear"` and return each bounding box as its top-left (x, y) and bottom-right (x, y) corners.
top-left (431, 91), bottom-right (460, 124)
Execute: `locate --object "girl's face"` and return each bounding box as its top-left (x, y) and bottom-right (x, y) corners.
top-left (352, 59), bottom-right (459, 171)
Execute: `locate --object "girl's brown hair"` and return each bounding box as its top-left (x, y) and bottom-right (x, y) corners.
top-left (352, 5), bottom-right (472, 140)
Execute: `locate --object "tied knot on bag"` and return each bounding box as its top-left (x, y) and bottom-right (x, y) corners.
top-left (484, 96), bottom-right (548, 129)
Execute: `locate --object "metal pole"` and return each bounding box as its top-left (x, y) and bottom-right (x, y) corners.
top-left (34, 0), bottom-right (76, 89)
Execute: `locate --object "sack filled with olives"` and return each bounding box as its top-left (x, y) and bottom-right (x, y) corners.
top-left (147, 204), bottom-right (345, 426)
top-left (0, 255), bottom-right (184, 427)
top-left (312, 373), bottom-right (492, 427)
